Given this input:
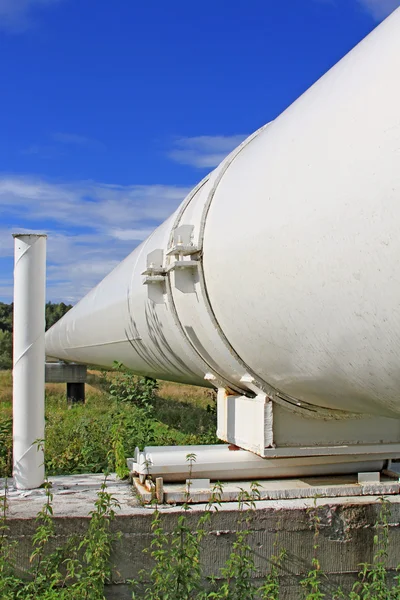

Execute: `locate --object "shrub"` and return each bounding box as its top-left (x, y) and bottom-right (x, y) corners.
top-left (108, 362), bottom-right (158, 410)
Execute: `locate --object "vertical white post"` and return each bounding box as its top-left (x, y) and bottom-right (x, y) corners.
top-left (13, 234), bottom-right (47, 490)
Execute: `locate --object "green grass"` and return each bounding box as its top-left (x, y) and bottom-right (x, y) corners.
top-left (0, 371), bottom-right (12, 407)
top-left (0, 370), bottom-right (218, 478)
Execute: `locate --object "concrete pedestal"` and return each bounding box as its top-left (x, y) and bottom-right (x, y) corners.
top-left (3, 473), bottom-right (400, 599)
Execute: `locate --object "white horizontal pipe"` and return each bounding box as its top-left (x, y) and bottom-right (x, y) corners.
top-left (45, 10), bottom-right (400, 465)
top-left (44, 9), bottom-right (400, 419)
top-left (134, 444), bottom-right (224, 462)
top-left (13, 234), bottom-right (47, 490)
top-left (136, 445), bottom-right (385, 482)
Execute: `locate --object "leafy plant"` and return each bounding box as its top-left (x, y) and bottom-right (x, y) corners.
top-left (300, 496), bottom-right (326, 600)
top-left (132, 453), bottom-right (210, 600)
top-left (109, 362), bottom-right (158, 410)
top-left (0, 474), bottom-right (120, 600)
top-left (209, 483), bottom-right (261, 600)
top-left (0, 478), bottom-right (21, 599)
top-left (133, 505), bottom-right (208, 600)
top-left (0, 416), bottom-right (12, 478)
top-left (349, 496), bottom-right (399, 600)
top-left (75, 475), bottom-right (121, 598)
top-left (259, 528), bottom-right (286, 600)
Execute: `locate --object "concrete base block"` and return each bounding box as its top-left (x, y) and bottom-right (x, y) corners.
top-left (3, 474), bottom-right (400, 599)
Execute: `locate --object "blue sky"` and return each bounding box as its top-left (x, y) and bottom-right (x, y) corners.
top-left (1, 0), bottom-right (399, 303)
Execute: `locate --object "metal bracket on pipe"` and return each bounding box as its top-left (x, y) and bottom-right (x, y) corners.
top-left (167, 245), bottom-right (200, 256)
top-left (204, 372), bottom-right (226, 390)
top-left (142, 248), bottom-right (167, 285)
top-left (239, 373), bottom-right (271, 398)
top-left (142, 274), bottom-right (166, 285)
top-left (167, 259), bottom-right (199, 271)
top-left (167, 224), bottom-right (200, 258)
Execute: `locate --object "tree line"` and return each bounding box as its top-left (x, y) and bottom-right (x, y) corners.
top-left (0, 302), bottom-right (72, 370)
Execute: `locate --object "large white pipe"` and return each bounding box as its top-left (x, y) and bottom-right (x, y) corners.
top-left (13, 234), bottom-right (47, 490)
top-left (45, 10), bottom-right (400, 460)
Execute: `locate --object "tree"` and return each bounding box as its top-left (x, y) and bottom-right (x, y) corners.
top-left (45, 301), bottom-right (72, 330)
top-left (0, 302), bottom-right (72, 370)
top-left (0, 303), bottom-right (13, 333)
top-left (0, 330), bottom-right (12, 370)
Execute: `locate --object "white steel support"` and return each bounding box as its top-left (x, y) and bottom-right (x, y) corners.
top-left (217, 388), bottom-right (400, 459)
top-left (13, 234), bottom-right (47, 490)
top-left (129, 445), bottom-right (388, 483)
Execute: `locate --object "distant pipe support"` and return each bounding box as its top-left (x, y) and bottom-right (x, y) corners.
top-left (67, 382), bottom-right (85, 404)
top-left (12, 234), bottom-right (47, 490)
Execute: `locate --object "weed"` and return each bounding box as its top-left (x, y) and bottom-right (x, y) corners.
top-left (0, 416), bottom-right (12, 477)
top-left (259, 525), bottom-right (286, 600)
top-left (0, 478), bottom-right (20, 599)
top-left (209, 483), bottom-right (261, 600)
top-left (300, 496), bottom-right (326, 600)
top-left (76, 474), bottom-right (121, 598)
top-left (185, 452), bottom-right (197, 506)
top-left (349, 496), bottom-right (399, 599)
top-left (0, 473), bottom-right (120, 599)
top-left (109, 362), bottom-right (158, 410)
top-left (133, 507), bottom-right (206, 600)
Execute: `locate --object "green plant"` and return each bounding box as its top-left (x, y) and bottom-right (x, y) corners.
top-left (0, 474), bottom-right (120, 599)
top-left (349, 496), bottom-right (398, 600)
top-left (0, 330), bottom-right (12, 371)
top-left (75, 475), bottom-right (121, 598)
top-left (133, 507), bottom-right (207, 600)
top-left (0, 478), bottom-right (21, 599)
top-left (109, 362), bottom-right (158, 410)
top-left (0, 415), bottom-right (12, 478)
top-left (259, 528), bottom-right (286, 600)
top-left (29, 479), bottom-right (57, 593)
top-left (132, 478), bottom-right (287, 600)
top-left (332, 588), bottom-right (346, 599)
top-left (300, 496), bottom-right (326, 600)
top-left (1, 369), bottom-right (218, 478)
top-left (185, 452), bottom-right (197, 506)
top-left (132, 453), bottom-right (210, 600)
top-left (208, 482), bottom-right (261, 600)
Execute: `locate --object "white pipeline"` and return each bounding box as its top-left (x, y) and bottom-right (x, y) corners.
top-left (13, 234), bottom-right (47, 490)
top-left (45, 9), bottom-right (400, 465)
top-left (45, 9), bottom-right (400, 419)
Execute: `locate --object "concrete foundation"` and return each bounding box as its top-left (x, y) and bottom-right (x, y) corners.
top-left (2, 474), bottom-right (400, 599)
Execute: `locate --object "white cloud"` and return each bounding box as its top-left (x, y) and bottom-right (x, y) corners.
top-left (52, 132), bottom-right (105, 150)
top-left (168, 134), bottom-right (248, 168)
top-left (0, 226), bottom-right (125, 302)
top-left (0, 177), bottom-right (189, 228)
top-left (22, 133), bottom-right (104, 158)
top-left (110, 228), bottom-right (155, 241)
top-left (357, 0), bottom-right (400, 20)
top-left (0, 176), bottom-right (191, 302)
top-left (0, 0), bottom-right (61, 33)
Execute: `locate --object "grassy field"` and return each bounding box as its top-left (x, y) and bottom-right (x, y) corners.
top-left (0, 370), bottom-right (218, 478)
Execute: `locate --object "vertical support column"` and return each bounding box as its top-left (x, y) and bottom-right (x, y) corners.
top-left (67, 382), bottom-right (85, 404)
top-left (13, 234), bottom-right (47, 490)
